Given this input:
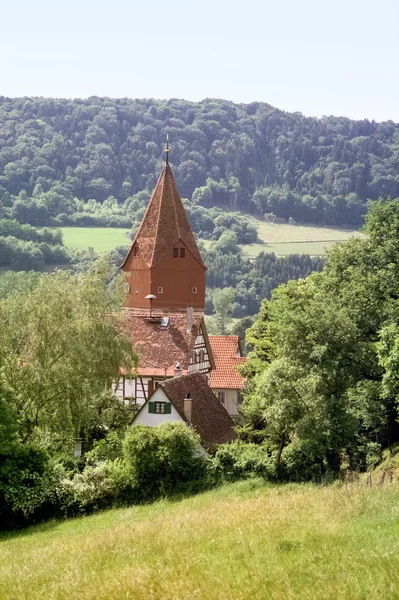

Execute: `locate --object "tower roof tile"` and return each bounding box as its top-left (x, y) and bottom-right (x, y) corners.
top-left (121, 165), bottom-right (206, 269)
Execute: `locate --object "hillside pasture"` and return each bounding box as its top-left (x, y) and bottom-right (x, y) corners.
top-left (242, 219), bottom-right (365, 257)
top-left (56, 222), bottom-right (363, 258)
top-left (0, 480), bottom-right (397, 600)
top-left (58, 227), bottom-right (131, 252)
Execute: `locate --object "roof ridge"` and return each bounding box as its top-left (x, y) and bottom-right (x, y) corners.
top-left (150, 166), bottom-right (166, 267)
top-left (169, 167), bottom-right (181, 241)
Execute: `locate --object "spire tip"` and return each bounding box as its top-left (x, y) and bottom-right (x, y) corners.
top-left (164, 134), bottom-right (170, 165)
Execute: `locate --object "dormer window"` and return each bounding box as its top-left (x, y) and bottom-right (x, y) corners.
top-left (180, 248), bottom-right (185, 258)
top-left (133, 245), bottom-right (140, 257)
top-left (173, 248), bottom-right (178, 258)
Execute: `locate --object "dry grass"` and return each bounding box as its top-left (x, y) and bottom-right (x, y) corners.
top-left (0, 480), bottom-right (397, 600)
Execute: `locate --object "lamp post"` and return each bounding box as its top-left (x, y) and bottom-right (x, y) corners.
top-left (145, 294), bottom-right (157, 317)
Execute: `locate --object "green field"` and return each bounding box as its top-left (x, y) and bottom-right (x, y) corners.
top-left (56, 220), bottom-right (363, 258)
top-left (59, 227), bottom-right (131, 251)
top-left (0, 480), bottom-right (397, 600)
top-left (241, 219), bottom-right (365, 257)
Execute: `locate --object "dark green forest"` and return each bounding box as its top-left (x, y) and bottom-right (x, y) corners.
top-left (1, 96), bottom-right (398, 228)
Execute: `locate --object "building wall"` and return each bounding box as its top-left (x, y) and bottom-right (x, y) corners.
top-left (113, 376), bottom-right (166, 405)
top-left (122, 250), bottom-right (151, 309)
top-left (188, 325), bottom-right (212, 374)
top-left (213, 388), bottom-right (241, 418)
top-left (150, 243), bottom-right (205, 311)
top-left (133, 388), bottom-right (183, 426)
top-left (122, 243), bottom-right (205, 311)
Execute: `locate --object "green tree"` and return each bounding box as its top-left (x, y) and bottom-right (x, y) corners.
top-left (213, 287), bottom-right (236, 334)
top-left (0, 257), bottom-right (137, 447)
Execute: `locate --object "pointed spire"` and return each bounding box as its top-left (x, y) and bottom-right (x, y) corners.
top-left (164, 134), bottom-right (170, 166)
top-left (121, 163), bottom-right (206, 270)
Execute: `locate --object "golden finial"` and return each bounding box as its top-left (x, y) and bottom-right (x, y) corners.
top-left (164, 134), bottom-right (170, 165)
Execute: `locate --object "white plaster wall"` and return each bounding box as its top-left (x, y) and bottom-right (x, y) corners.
top-left (133, 387), bottom-right (183, 426)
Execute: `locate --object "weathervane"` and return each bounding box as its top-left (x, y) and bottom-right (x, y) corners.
top-left (164, 134), bottom-right (170, 165)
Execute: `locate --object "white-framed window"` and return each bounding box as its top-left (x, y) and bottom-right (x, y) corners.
top-left (158, 287), bottom-right (163, 294)
top-left (192, 287), bottom-right (198, 294)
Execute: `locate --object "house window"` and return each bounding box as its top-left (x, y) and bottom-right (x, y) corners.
top-left (180, 248), bottom-right (185, 258)
top-left (158, 287), bottom-right (163, 294)
top-left (133, 246), bottom-right (140, 257)
top-left (148, 401), bottom-right (171, 414)
top-left (216, 391), bottom-right (225, 405)
top-left (173, 248), bottom-right (179, 258)
top-left (192, 287), bottom-right (197, 294)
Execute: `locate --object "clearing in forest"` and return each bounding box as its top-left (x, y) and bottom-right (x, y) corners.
top-left (0, 480), bottom-right (397, 600)
top-left (59, 227), bottom-right (130, 252)
top-left (242, 218), bottom-right (365, 257)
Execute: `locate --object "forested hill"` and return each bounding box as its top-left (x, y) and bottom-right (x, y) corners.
top-left (0, 96), bottom-right (398, 227)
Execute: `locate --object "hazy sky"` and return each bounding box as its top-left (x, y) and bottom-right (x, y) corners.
top-left (2, 0), bottom-right (398, 122)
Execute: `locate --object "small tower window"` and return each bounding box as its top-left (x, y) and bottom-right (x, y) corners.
top-left (173, 248), bottom-right (179, 258)
top-left (192, 287), bottom-right (197, 294)
top-left (180, 248), bottom-right (185, 258)
top-left (158, 287), bottom-right (163, 294)
top-left (133, 245), bottom-right (140, 257)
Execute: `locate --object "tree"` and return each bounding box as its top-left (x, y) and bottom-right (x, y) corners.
top-left (213, 287), bottom-right (235, 334)
top-left (241, 199), bottom-right (399, 477)
top-left (0, 257), bottom-right (137, 447)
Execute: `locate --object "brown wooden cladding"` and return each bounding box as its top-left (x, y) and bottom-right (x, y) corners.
top-left (123, 242), bottom-right (206, 311)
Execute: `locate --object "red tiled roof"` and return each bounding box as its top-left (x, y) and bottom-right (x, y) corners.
top-left (160, 373), bottom-right (236, 448)
top-left (121, 311), bottom-right (210, 377)
top-left (121, 165), bottom-right (206, 269)
top-left (208, 336), bottom-right (246, 390)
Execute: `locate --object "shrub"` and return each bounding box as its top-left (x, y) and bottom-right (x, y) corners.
top-left (85, 431), bottom-right (124, 464)
top-left (123, 423), bottom-right (208, 500)
top-left (212, 442), bottom-right (278, 482)
top-left (58, 459), bottom-right (132, 515)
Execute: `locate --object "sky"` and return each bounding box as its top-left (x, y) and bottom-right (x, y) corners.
top-left (2, 0), bottom-right (399, 122)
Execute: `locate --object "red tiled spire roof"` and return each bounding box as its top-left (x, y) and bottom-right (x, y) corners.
top-left (121, 165), bottom-right (206, 269)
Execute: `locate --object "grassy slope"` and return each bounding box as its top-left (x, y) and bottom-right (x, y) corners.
top-left (0, 480), bottom-right (397, 600)
top-left (241, 220), bottom-right (365, 257)
top-left (59, 227), bottom-right (131, 251)
top-left (57, 220), bottom-right (364, 257)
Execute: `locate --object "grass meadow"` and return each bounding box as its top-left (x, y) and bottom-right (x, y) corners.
top-left (0, 480), bottom-right (397, 600)
top-left (57, 220), bottom-right (363, 258)
top-left (241, 219), bottom-right (365, 257)
top-left (59, 227), bottom-right (131, 251)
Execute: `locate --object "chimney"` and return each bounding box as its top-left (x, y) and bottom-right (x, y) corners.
top-left (174, 361), bottom-right (182, 377)
top-left (186, 306), bottom-right (193, 332)
top-left (184, 393), bottom-right (192, 422)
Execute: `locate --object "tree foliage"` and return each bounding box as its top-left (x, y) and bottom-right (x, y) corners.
top-left (0, 97), bottom-right (398, 229)
top-left (241, 199), bottom-right (399, 477)
top-left (0, 257), bottom-right (137, 447)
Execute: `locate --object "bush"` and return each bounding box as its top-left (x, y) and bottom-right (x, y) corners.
top-left (85, 431), bottom-right (124, 464)
top-left (123, 423), bottom-right (208, 500)
top-left (0, 444), bottom-right (59, 529)
top-left (58, 459), bottom-right (132, 515)
top-left (212, 442), bottom-right (278, 482)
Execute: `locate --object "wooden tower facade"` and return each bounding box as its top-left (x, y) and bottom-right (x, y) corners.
top-left (121, 157), bottom-right (206, 313)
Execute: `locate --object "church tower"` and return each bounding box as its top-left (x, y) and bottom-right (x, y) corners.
top-left (121, 142), bottom-right (206, 313)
